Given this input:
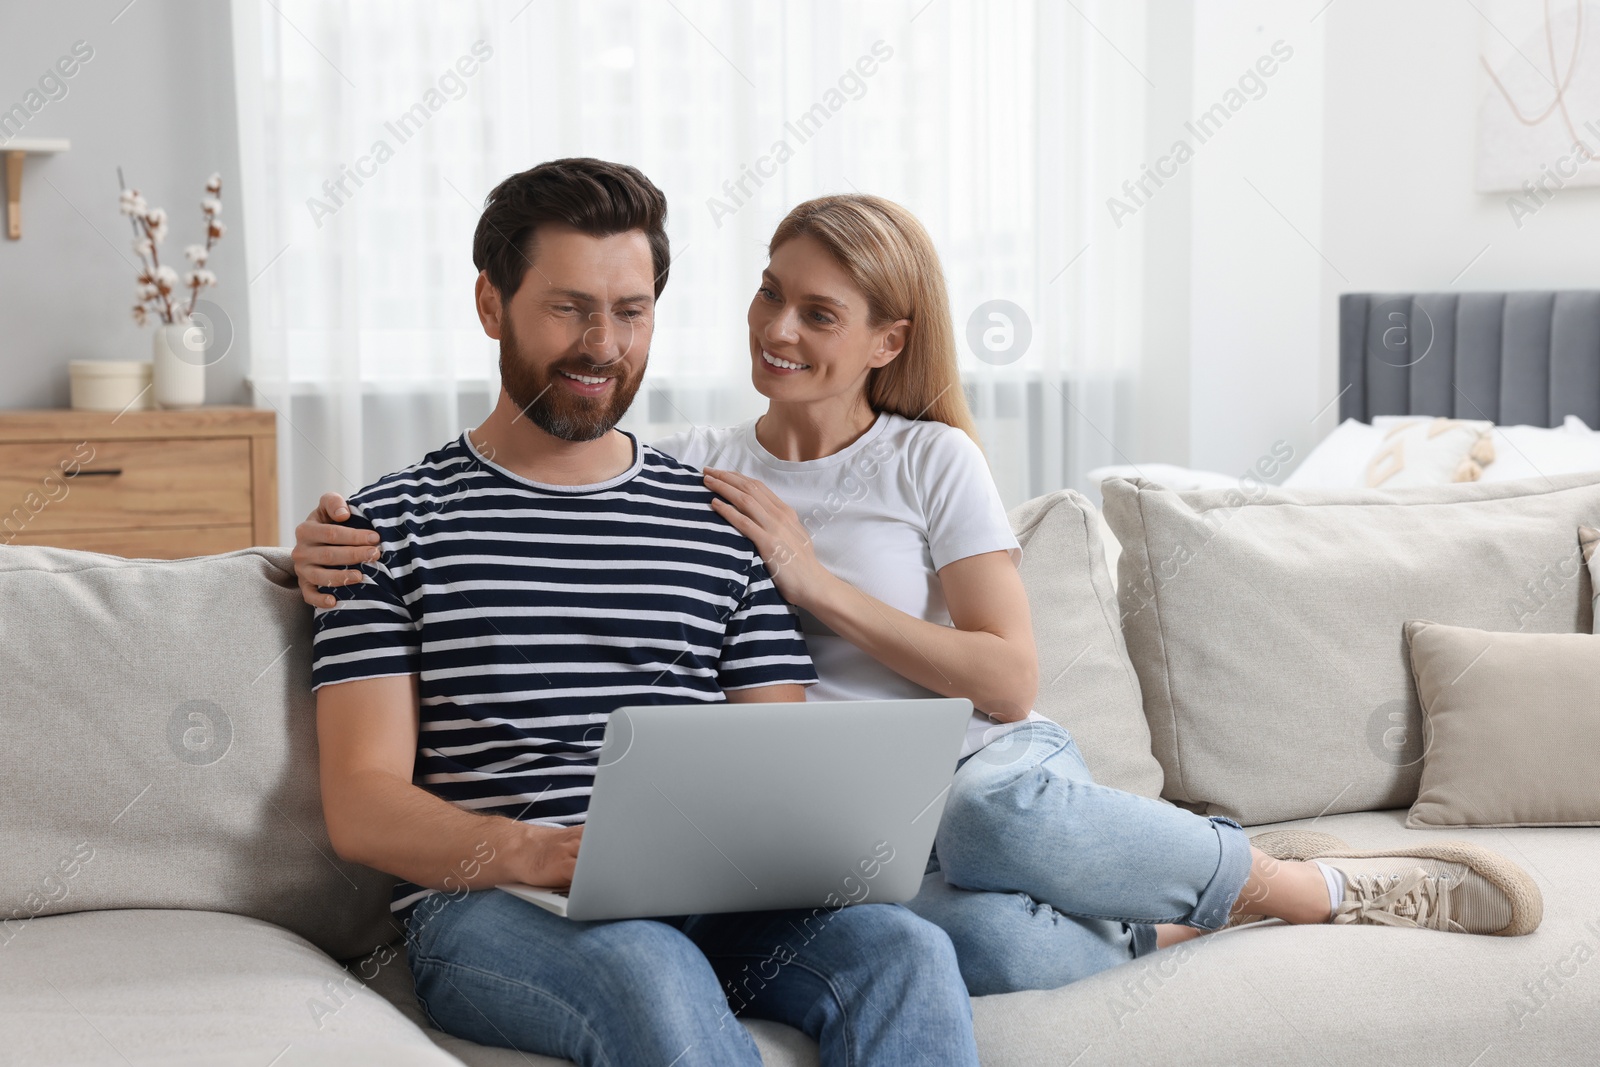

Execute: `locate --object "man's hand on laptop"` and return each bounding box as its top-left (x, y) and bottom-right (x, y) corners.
top-left (293, 491), bottom-right (380, 608)
top-left (507, 823), bottom-right (584, 889)
top-left (319, 675), bottom-right (589, 893)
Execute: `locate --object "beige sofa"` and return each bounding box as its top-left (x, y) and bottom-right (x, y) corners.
top-left (5, 473), bottom-right (1600, 1065)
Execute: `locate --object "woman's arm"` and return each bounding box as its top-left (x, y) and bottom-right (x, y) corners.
top-left (704, 469), bottom-right (1038, 722)
top-left (810, 550), bottom-right (1038, 722)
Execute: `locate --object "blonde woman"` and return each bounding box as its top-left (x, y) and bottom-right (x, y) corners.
top-left (294, 193), bottom-right (1541, 995)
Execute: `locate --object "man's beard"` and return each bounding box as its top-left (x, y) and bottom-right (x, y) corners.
top-left (499, 318), bottom-right (645, 443)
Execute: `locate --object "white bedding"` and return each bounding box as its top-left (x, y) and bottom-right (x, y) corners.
top-left (1480, 416), bottom-right (1600, 481)
top-left (1089, 416), bottom-right (1600, 496)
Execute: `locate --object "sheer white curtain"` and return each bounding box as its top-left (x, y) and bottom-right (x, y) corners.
top-left (232, 0), bottom-right (1148, 543)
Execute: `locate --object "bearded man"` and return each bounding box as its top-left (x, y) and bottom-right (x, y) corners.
top-left (303, 158), bottom-right (978, 1067)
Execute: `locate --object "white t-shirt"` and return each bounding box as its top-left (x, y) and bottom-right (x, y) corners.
top-left (654, 412), bottom-right (1044, 757)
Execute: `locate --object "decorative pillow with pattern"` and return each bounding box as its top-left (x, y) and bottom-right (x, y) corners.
top-left (1366, 417), bottom-right (1495, 488)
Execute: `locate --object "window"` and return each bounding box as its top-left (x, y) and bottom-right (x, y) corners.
top-left (234, 0), bottom-right (1147, 538)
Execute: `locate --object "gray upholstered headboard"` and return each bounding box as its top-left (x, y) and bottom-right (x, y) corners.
top-left (1339, 291), bottom-right (1600, 428)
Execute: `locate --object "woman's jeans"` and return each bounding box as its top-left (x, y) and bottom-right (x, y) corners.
top-left (902, 719), bottom-right (1253, 996)
top-left (406, 886), bottom-right (979, 1067)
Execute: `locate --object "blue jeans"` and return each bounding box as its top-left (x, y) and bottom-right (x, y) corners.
top-left (406, 886), bottom-right (979, 1066)
top-left (903, 720), bottom-right (1253, 996)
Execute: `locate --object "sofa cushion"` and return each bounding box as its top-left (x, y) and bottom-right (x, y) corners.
top-left (1102, 473), bottom-right (1600, 824)
top-left (970, 810), bottom-right (1600, 1065)
top-left (0, 545), bottom-right (397, 960)
top-left (0, 909), bottom-right (455, 1066)
top-left (368, 814), bottom-right (1600, 1067)
top-left (1009, 490), bottom-right (1163, 797)
top-left (1404, 620), bottom-right (1600, 828)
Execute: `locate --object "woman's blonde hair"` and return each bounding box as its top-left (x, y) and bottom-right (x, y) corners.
top-left (767, 195), bottom-right (980, 446)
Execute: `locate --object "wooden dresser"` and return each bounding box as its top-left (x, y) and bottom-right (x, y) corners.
top-left (0, 407), bottom-right (278, 558)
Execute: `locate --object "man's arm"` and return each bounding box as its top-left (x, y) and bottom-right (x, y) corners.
top-left (317, 674), bottom-right (583, 889)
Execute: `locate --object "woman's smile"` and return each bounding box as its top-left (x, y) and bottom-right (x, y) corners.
top-left (759, 349), bottom-right (812, 374)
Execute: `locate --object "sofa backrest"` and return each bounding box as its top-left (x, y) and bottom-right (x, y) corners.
top-left (0, 545), bottom-right (397, 960)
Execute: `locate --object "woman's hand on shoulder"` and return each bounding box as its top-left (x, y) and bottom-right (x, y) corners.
top-left (292, 492), bottom-right (380, 608)
top-left (702, 468), bottom-right (834, 610)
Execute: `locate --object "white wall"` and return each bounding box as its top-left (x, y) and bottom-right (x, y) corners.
top-left (1169, 0), bottom-right (1600, 479)
top-left (1185, 0), bottom-right (1327, 477)
top-left (1320, 0), bottom-right (1600, 297)
top-left (0, 0), bottom-right (249, 410)
top-left (1134, 0), bottom-right (1194, 469)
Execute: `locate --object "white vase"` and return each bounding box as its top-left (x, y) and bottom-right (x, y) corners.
top-left (152, 320), bottom-right (207, 408)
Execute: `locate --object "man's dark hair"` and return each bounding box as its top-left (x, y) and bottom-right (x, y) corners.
top-left (472, 157), bottom-right (671, 301)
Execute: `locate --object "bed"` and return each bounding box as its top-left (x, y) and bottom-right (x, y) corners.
top-left (1084, 290), bottom-right (1600, 572)
top-left (1090, 289), bottom-right (1600, 493)
top-left (1339, 290), bottom-right (1600, 429)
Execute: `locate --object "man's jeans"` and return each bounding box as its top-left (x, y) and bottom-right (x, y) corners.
top-left (903, 719), bottom-right (1253, 996)
top-left (406, 887), bottom-right (979, 1066)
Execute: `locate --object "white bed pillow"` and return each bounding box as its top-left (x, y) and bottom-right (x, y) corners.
top-left (1281, 418), bottom-right (1383, 489)
top-left (1481, 423), bottom-right (1600, 482)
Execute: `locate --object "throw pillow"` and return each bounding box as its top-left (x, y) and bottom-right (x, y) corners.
top-left (1102, 471), bottom-right (1600, 825)
top-left (0, 545), bottom-right (398, 960)
top-left (1405, 620), bottom-right (1600, 828)
top-left (1008, 490), bottom-right (1164, 797)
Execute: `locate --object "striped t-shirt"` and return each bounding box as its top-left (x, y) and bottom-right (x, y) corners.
top-left (310, 431), bottom-right (817, 922)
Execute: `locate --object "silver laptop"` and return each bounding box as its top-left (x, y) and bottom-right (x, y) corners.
top-left (498, 698), bottom-right (972, 921)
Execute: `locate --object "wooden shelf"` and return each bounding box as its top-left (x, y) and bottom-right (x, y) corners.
top-left (4, 138), bottom-right (70, 240)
